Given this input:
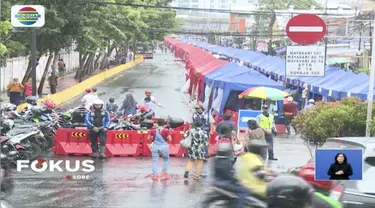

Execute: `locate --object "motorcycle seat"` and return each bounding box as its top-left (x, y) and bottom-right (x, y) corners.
top-left (209, 186), bottom-right (267, 207)
top-left (14, 124), bottom-right (37, 129)
top-left (7, 128), bottom-right (32, 136)
top-left (209, 186), bottom-right (239, 198)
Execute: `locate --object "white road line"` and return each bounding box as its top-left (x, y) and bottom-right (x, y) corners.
top-left (288, 26), bottom-right (323, 32)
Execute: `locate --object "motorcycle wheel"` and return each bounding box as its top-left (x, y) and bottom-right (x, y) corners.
top-left (17, 149), bottom-right (30, 160)
top-left (26, 142), bottom-right (42, 161)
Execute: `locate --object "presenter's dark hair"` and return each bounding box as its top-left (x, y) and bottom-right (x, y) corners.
top-left (334, 152), bottom-right (347, 164)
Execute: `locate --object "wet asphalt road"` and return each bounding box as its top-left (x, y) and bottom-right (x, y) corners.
top-left (8, 51), bottom-right (313, 208)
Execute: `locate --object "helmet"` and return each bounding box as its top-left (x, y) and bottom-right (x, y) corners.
top-left (308, 99), bottom-right (315, 103)
top-left (92, 88), bottom-right (97, 92)
top-left (138, 105), bottom-right (149, 112)
top-left (25, 96), bottom-right (38, 105)
top-left (109, 98), bottom-right (115, 103)
top-left (85, 89), bottom-right (91, 93)
top-left (245, 140), bottom-right (268, 156)
top-left (2, 119), bottom-right (15, 130)
top-left (93, 99), bottom-right (104, 105)
top-left (145, 89), bottom-right (152, 95)
top-left (30, 105), bottom-right (49, 115)
top-left (287, 96), bottom-right (294, 102)
top-left (1, 103), bottom-right (16, 112)
top-left (42, 100), bottom-right (56, 110)
top-left (266, 175), bottom-right (314, 208)
top-left (215, 142), bottom-right (233, 159)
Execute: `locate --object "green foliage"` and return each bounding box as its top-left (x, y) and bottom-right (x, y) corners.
top-left (355, 68), bottom-right (369, 75)
top-left (1, 0), bottom-right (177, 65)
top-left (292, 97), bottom-right (375, 148)
top-left (259, 0), bottom-right (321, 10)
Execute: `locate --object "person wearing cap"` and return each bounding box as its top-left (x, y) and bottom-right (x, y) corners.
top-left (256, 104), bottom-right (278, 161)
top-left (81, 89), bottom-right (97, 110)
top-left (84, 99), bottom-right (111, 158)
top-left (144, 89), bottom-right (163, 109)
top-left (304, 99), bottom-right (316, 110)
top-left (263, 99), bottom-right (277, 115)
top-left (283, 96), bottom-right (297, 135)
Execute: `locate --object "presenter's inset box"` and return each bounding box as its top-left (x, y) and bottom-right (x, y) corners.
top-left (315, 149), bottom-right (363, 181)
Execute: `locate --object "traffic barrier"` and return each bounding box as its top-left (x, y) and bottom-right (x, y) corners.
top-left (53, 128), bottom-right (92, 155)
top-left (142, 130), bottom-right (187, 157)
top-left (169, 130), bottom-right (187, 157)
top-left (105, 130), bottom-right (143, 156)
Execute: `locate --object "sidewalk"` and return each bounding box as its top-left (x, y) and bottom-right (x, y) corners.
top-left (0, 64), bottom-right (119, 103)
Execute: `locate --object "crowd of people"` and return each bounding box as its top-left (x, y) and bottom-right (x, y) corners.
top-left (80, 89), bottom-right (164, 158)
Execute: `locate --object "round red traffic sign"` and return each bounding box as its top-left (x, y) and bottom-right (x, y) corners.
top-left (286, 14), bottom-right (326, 45)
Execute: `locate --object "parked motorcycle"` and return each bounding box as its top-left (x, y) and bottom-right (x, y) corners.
top-left (6, 128), bottom-right (43, 160)
top-left (1, 136), bottom-right (30, 163)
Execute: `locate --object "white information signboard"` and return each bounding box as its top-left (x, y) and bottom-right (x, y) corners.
top-left (286, 46), bottom-right (325, 77)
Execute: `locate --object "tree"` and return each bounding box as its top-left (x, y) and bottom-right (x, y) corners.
top-left (292, 97), bottom-right (375, 149)
top-left (256, 0), bottom-right (321, 53)
top-left (3, 0), bottom-right (179, 89)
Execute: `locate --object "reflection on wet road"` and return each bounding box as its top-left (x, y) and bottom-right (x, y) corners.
top-left (9, 51), bottom-right (312, 208)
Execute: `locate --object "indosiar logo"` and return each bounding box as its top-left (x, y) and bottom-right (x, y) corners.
top-left (11, 5), bottom-right (45, 27)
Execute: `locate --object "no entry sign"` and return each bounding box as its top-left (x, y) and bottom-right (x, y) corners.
top-left (286, 14), bottom-right (326, 45)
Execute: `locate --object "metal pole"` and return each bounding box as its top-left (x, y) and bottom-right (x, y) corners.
top-left (107, 39), bottom-right (110, 70)
top-left (365, 15), bottom-right (375, 137)
top-left (31, 29), bottom-right (37, 96)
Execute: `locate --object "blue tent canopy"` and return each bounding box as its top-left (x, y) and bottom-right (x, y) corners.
top-left (204, 63), bottom-right (245, 85)
top-left (204, 63), bottom-right (283, 120)
top-left (181, 39), bottom-right (375, 100)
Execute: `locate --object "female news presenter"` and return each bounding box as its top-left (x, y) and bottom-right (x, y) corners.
top-left (327, 153), bottom-right (353, 180)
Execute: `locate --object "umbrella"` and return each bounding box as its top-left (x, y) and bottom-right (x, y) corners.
top-left (238, 87), bottom-right (290, 100)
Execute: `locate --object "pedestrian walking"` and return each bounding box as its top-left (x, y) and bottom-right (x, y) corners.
top-left (283, 96), bottom-right (297, 135)
top-left (216, 113), bottom-right (237, 137)
top-left (48, 73), bottom-right (59, 94)
top-left (244, 120), bottom-right (267, 161)
top-left (128, 51), bottom-right (133, 62)
top-left (7, 78), bottom-right (24, 105)
top-left (23, 78), bottom-right (33, 98)
top-left (256, 105), bottom-right (278, 161)
top-left (183, 121), bottom-right (209, 181)
top-left (58, 59), bottom-right (66, 77)
top-left (119, 93), bottom-right (138, 116)
top-left (147, 119), bottom-right (171, 181)
top-left (81, 89), bottom-right (97, 110)
top-left (84, 99), bottom-right (111, 158)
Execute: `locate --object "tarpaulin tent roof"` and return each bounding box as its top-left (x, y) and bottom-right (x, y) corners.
top-left (194, 59), bottom-right (228, 101)
top-left (204, 62), bottom-right (283, 120)
top-left (177, 38), bottom-right (375, 100)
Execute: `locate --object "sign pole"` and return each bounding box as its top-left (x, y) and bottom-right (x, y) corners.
top-left (365, 15), bottom-right (375, 137)
top-left (31, 29), bottom-right (37, 96)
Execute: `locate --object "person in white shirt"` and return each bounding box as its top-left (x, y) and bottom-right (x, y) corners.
top-left (81, 89), bottom-right (98, 110)
top-left (144, 89), bottom-right (163, 109)
top-left (304, 99), bottom-right (316, 110)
